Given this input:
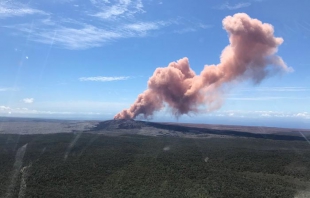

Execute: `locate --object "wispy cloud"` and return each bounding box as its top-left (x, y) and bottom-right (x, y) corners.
top-left (172, 21), bottom-right (213, 34)
top-left (79, 76), bottom-right (131, 82)
top-left (2, 1), bottom-right (211, 49)
top-left (0, 87), bottom-right (18, 92)
top-left (0, 101), bottom-right (129, 116)
top-left (257, 111), bottom-right (310, 119)
top-left (0, 106), bottom-right (75, 115)
top-left (91, 0), bottom-right (144, 20)
top-left (10, 20), bottom-right (169, 49)
top-left (214, 2), bottom-right (251, 10)
top-left (33, 25), bottom-right (122, 50)
top-left (0, 2), bottom-right (47, 18)
top-left (294, 112), bottom-right (310, 119)
top-left (23, 98), bottom-right (34, 104)
top-left (0, 106), bottom-right (10, 110)
top-left (0, 0), bottom-right (158, 50)
top-left (124, 21), bottom-right (163, 32)
top-left (210, 110), bottom-right (310, 120)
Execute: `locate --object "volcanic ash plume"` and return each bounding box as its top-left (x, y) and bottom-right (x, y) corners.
top-left (114, 13), bottom-right (292, 120)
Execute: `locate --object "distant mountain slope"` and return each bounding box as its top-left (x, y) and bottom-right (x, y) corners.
top-left (91, 119), bottom-right (310, 141)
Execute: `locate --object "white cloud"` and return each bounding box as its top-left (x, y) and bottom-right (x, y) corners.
top-left (124, 22), bottom-right (162, 32)
top-left (173, 23), bottom-right (213, 34)
top-left (91, 0), bottom-right (144, 20)
top-left (0, 2), bottom-right (47, 18)
top-left (2, 1), bottom-right (210, 49)
top-left (0, 101), bottom-right (129, 117)
top-left (23, 98), bottom-right (34, 104)
top-left (33, 25), bottom-right (123, 50)
top-left (0, 87), bottom-right (18, 92)
top-left (294, 112), bottom-right (310, 119)
top-left (79, 76), bottom-right (130, 82)
top-left (0, 106), bottom-right (10, 110)
top-left (214, 2), bottom-right (251, 10)
top-left (10, 20), bottom-right (167, 49)
top-left (210, 110), bottom-right (310, 120)
top-left (0, 106), bottom-right (72, 115)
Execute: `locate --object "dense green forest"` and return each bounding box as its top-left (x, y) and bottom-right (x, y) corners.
top-left (1, 133), bottom-right (310, 198)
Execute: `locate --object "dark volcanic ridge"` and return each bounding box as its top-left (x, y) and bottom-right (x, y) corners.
top-left (91, 119), bottom-right (310, 141)
top-left (92, 119), bottom-right (146, 130)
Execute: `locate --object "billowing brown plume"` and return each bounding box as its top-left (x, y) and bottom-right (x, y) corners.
top-left (114, 13), bottom-right (292, 120)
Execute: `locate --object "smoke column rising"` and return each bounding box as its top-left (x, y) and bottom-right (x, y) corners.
top-left (114, 13), bottom-right (292, 120)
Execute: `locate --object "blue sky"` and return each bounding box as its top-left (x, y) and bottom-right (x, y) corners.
top-left (0, 0), bottom-right (310, 128)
